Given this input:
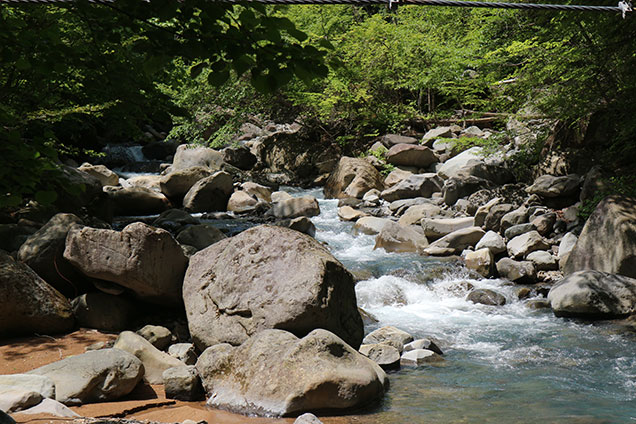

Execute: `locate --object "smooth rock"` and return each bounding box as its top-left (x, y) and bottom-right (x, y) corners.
top-left (507, 231), bottom-right (550, 259)
top-left (526, 174), bottom-right (581, 198)
top-left (72, 292), bottom-right (135, 332)
top-left (381, 134), bottom-right (418, 146)
top-left (294, 413), bottom-right (324, 424)
top-left (0, 375), bottom-right (54, 400)
top-left (467, 289), bottom-right (506, 306)
top-left (27, 349), bottom-right (143, 405)
top-left (558, 232), bottom-right (578, 265)
top-left (374, 222), bottom-right (428, 253)
top-left (500, 207), bottom-right (528, 231)
top-left (338, 206), bottom-right (367, 221)
top-left (176, 224), bottom-right (227, 251)
top-left (475, 230), bottom-right (506, 255)
top-left (168, 343), bottom-right (197, 366)
top-left (172, 144), bottom-right (224, 172)
top-left (108, 187), bottom-right (171, 216)
top-left (241, 182), bottom-right (272, 202)
top-left (403, 339), bottom-right (443, 355)
top-left (527, 250), bottom-right (558, 271)
top-left (464, 248), bottom-right (494, 277)
top-left (400, 349), bottom-right (444, 366)
top-left (136, 325), bottom-right (174, 351)
top-left (113, 331), bottom-right (184, 385)
top-left (163, 366), bottom-right (203, 401)
top-left (385, 144), bottom-right (438, 168)
top-left (353, 217), bottom-right (391, 236)
top-left (496, 258), bottom-right (536, 283)
top-left (183, 225), bottom-right (363, 350)
top-left (271, 196), bottom-right (320, 219)
top-left (159, 166), bottom-right (213, 199)
top-left (358, 344), bottom-right (401, 370)
top-left (182, 171), bottom-right (233, 213)
top-left (16, 397), bottom-right (79, 418)
top-left (380, 173), bottom-right (443, 202)
top-left (384, 169), bottom-right (413, 187)
top-left (424, 227), bottom-right (485, 256)
top-left (324, 157), bottom-right (385, 199)
top-left (397, 203), bottom-right (442, 226)
top-left (421, 127), bottom-right (453, 145)
top-left (78, 163), bottom-right (119, 186)
top-left (227, 191), bottom-right (258, 213)
top-left (421, 217), bottom-right (474, 240)
top-left (437, 147), bottom-right (484, 179)
top-left (504, 223), bottom-right (537, 240)
top-left (195, 329), bottom-right (387, 417)
top-left (362, 326), bottom-right (414, 353)
top-left (0, 387), bottom-right (42, 413)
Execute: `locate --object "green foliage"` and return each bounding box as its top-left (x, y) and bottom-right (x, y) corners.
top-left (578, 175), bottom-right (636, 221)
top-left (440, 132), bottom-right (508, 156)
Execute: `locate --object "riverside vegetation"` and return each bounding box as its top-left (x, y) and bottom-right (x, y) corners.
top-left (1, 1), bottom-right (636, 423)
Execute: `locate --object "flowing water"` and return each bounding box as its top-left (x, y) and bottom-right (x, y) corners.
top-left (294, 187), bottom-right (636, 424)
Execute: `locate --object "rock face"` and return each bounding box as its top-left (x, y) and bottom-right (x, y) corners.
top-left (159, 166), bottom-right (213, 199)
top-left (374, 222), bottom-right (428, 253)
top-left (271, 196), bottom-right (320, 219)
top-left (564, 196), bottom-right (636, 279)
top-left (380, 174), bottom-right (443, 202)
top-left (183, 225), bottom-right (363, 350)
top-left (324, 157), bottom-right (385, 199)
top-left (17, 213), bottom-right (84, 297)
top-left (64, 222), bottom-right (188, 306)
top-left (385, 144), bottom-right (438, 168)
top-left (0, 251), bottom-right (74, 337)
top-left (27, 349), bottom-right (144, 405)
top-left (195, 329), bottom-right (387, 417)
top-left (548, 270), bottom-right (636, 318)
top-left (172, 144), bottom-right (224, 172)
top-left (182, 171), bottom-right (233, 213)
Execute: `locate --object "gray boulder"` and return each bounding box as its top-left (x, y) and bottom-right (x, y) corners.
top-left (338, 206), bottom-right (367, 222)
top-left (72, 292), bottom-right (135, 332)
top-left (172, 144), bottom-right (224, 172)
top-left (374, 222), bottom-right (428, 253)
top-left (442, 176), bottom-right (493, 206)
top-left (437, 147), bottom-right (483, 179)
top-left (241, 182), bottom-right (272, 202)
top-left (195, 329), bottom-right (387, 417)
top-left (227, 191), bottom-right (258, 213)
top-left (159, 166), bottom-right (213, 199)
top-left (424, 227), bottom-right (485, 256)
top-left (136, 325), bottom-right (174, 350)
top-left (15, 398), bottom-right (79, 418)
top-left (168, 343), bottom-right (197, 366)
top-left (0, 251), bottom-right (74, 337)
top-left (324, 157), bottom-right (385, 199)
top-left (271, 196), bottom-right (320, 219)
top-left (163, 366), bottom-right (203, 401)
top-left (527, 174), bottom-right (581, 198)
top-left (27, 349), bottom-right (143, 405)
top-left (0, 387), bottom-right (42, 413)
top-left (384, 168), bottom-right (413, 187)
top-left (500, 207), bottom-right (528, 231)
top-left (400, 349), bottom-right (444, 367)
top-left (362, 326), bottom-right (413, 353)
top-left (183, 225), bottom-right (363, 350)
top-left (474, 197), bottom-right (500, 227)
top-left (548, 270), bottom-right (636, 318)
top-left (464, 248), bottom-right (494, 277)
top-left (475, 230), bottom-right (506, 255)
top-left (353, 217), bottom-right (391, 235)
top-left (403, 339), bottom-right (443, 355)
top-left (295, 413), bottom-right (324, 424)
top-left (504, 223), bottom-right (536, 240)
top-left (507, 231), bottom-right (550, 259)
top-left (64, 222), bottom-right (188, 306)
top-left (381, 134), bottom-right (419, 146)
top-left (358, 344), bottom-right (401, 370)
top-left (527, 250), bottom-right (558, 271)
top-left (385, 144), bottom-right (438, 168)
top-left (183, 171), bottom-right (233, 213)
top-left (421, 217), bottom-right (474, 240)
top-left (176, 224), bottom-right (226, 251)
top-left (152, 209), bottom-right (199, 232)
top-left (496, 258), bottom-right (536, 283)
top-left (107, 187), bottom-right (171, 216)
top-left (277, 216), bottom-right (317, 237)
top-left (0, 375), bottom-right (55, 400)
top-left (467, 289), bottom-right (506, 306)
top-left (397, 203), bottom-right (442, 226)
top-left (380, 173), bottom-right (443, 202)
top-left (421, 127), bottom-right (453, 145)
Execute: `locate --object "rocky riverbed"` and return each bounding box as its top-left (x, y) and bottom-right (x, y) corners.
top-left (1, 119), bottom-right (635, 423)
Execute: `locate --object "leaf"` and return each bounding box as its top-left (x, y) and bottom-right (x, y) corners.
top-left (34, 190), bottom-right (58, 205)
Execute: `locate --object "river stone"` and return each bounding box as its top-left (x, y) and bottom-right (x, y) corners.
top-left (467, 289), bottom-right (506, 306)
top-left (241, 182), bottom-right (272, 202)
top-left (123, 175), bottom-right (162, 191)
top-left (324, 157), bottom-right (385, 199)
top-left (271, 191), bottom-right (293, 203)
top-left (362, 326), bottom-right (414, 353)
top-left (27, 349), bottom-right (143, 405)
top-left (358, 344), bottom-right (401, 370)
top-left (175, 224), bottom-right (226, 251)
top-left (421, 217), bottom-right (474, 240)
top-left (277, 216), bottom-right (317, 237)
top-left (152, 209), bottom-right (200, 232)
top-left (14, 398), bottom-right (79, 418)
top-left (136, 325), bottom-right (174, 351)
top-left (78, 163), bottom-right (119, 186)
top-left (338, 206), bottom-right (367, 221)
top-left (0, 251), bottom-right (74, 337)
top-left (71, 292), bottom-right (135, 332)
top-left (182, 171), bottom-right (233, 213)
top-left (527, 250), bottom-right (558, 271)
top-left (483, 203), bottom-right (515, 233)
top-left (400, 349), bottom-right (444, 367)
top-left (532, 212), bottom-right (557, 236)
top-left (163, 366), bottom-right (203, 401)
top-left (548, 270), bottom-right (636, 318)
top-left (64, 222), bottom-right (188, 306)
top-left (168, 343), bottom-right (197, 366)
top-left (507, 230), bottom-right (550, 259)
top-left (374, 222), bottom-right (428, 253)
top-left (437, 147), bottom-right (484, 179)
top-left (172, 144), bottom-right (224, 172)
top-left (183, 225), bottom-right (363, 350)
top-left (397, 203), bottom-right (441, 226)
top-left (113, 331), bottom-right (184, 384)
top-left (526, 174), bottom-right (581, 198)
top-left (474, 197), bottom-right (500, 227)
top-left (55, 165), bottom-right (104, 211)
top-left (195, 329), bottom-right (387, 417)
top-left (271, 196), bottom-right (320, 219)
top-left (108, 187), bottom-right (171, 216)
top-left (424, 227), bottom-right (485, 256)
top-left (475, 230), bottom-right (506, 255)
top-left (227, 191), bottom-right (258, 213)
top-left (422, 127), bottom-right (453, 145)
top-left (385, 144), bottom-right (438, 168)
top-left (564, 196), bottom-right (636, 278)
top-left (380, 173), bottom-right (443, 202)
top-left (353, 217), bottom-right (391, 235)
top-left (294, 413), bottom-right (324, 424)
top-left (223, 146), bottom-right (257, 170)
top-left (496, 258), bottom-right (536, 283)
top-left (456, 162), bottom-right (514, 186)
top-left (442, 175), bottom-right (493, 206)
top-left (159, 166), bottom-right (213, 199)
top-left (0, 387), bottom-right (42, 413)
top-left (0, 375), bottom-right (55, 400)
top-left (384, 169), bottom-right (413, 187)
top-left (504, 223), bottom-right (536, 240)
top-left (404, 339), bottom-right (443, 355)
top-left (500, 206), bottom-right (528, 231)
top-left (558, 232), bottom-right (578, 268)
top-left (381, 134), bottom-right (418, 146)
top-left (464, 248), bottom-right (494, 277)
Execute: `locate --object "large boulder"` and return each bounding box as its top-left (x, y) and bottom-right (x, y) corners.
top-left (195, 329), bottom-right (387, 417)
top-left (64, 222), bottom-right (188, 306)
top-left (183, 225), bottom-right (363, 350)
top-left (380, 174), bottom-right (443, 202)
top-left (548, 270), bottom-right (636, 318)
top-left (27, 349), bottom-right (144, 405)
top-left (526, 174), bottom-right (581, 198)
top-left (324, 157), bottom-right (385, 199)
top-left (424, 227), bottom-right (485, 256)
top-left (397, 203), bottom-right (442, 226)
top-left (374, 222), bottom-right (428, 253)
top-left (71, 292), bottom-right (135, 332)
top-left (182, 171), bottom-right (233, 213)
top-left (421, 217), bottom-right (474, 240)
top-left (107, 187), bottom-right (171, 216)
top-left (172, 144), bottom-right (224, 172)
top-left (223, 146), bottom-right (257, 170)
top-left (441, 176), bottom-right (493, 206)
top-left (352, 217), bottom-right (391, 236)
top-left (159, 166), bottom-right (213, 199)
top-left (271, 196), bottom-right (320, 219)
top-left (0, 251), bottom-right (74, 337)
top-left (0, 375), bottom-right (55, 400)
top-left (506, 231), bottom-right (550, 259)
top-left (564, 196), bottom-right (636, 279)
top-left (437, 147), bottom-right (483, 179)
top-left (385, 144), bottom-right (438, 168)
top-left (78, 163), bottom-right (119, 186)
top-left (17, 213), bottom-right (85, 297)
top-left (0, 387), bottom-right (42, 413)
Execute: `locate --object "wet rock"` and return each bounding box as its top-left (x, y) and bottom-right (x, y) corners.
top-left (183, 225), bottom-right (363, 350)
top-left (437, 147), bottom-right (483, 179)
top-left (271, 196), bottom-right (320, 219)
top-left (338, 206), bottom-right (367, 221)
top-left (467, 289), bottom-right (506, 306)
top-left (496, 258), bottom-right (537, 283)
top-left (0, 387), bottom-right (42, 413)
top-left (136, 325), bottom-right (174, 351)
top-left (400, 349), bottom-right (444, 366)
top-left (17, 213), bottom-right (85, 297)
top-left (527, 250), bottom-right (558, 271)
top-left (397, 203), bottom-right (442, 226)
top-left (442, 175), bottom-right (493, 206)
top-left (0, 251), bottom-right (74, 337)
top-left (548, 270), bottom-right (636, 318)
top-left (362, 326), bottom-right (414, 353)
top-left (195, 329), bottom-right (387, 417)
top-left (159, 166), bottom-right (213, 199)
top-left (404, 339), bottom-right (443, 355)
top-left (168, 343), bottom-right (197, 366)
top-left (27, 349), bottom-right (143, 405)
top-left (504, 223), bottom-right (537, 240)
top-left (163, 366), bottom-right (203, 401)
top-left (78, 163), bottom-right (119, 186)
top-left (324, 157), bottom-right (385, 199)
top-left (464, 248), bottom-right (494, 277)
top-left (374, 222), bottom-right (428, 253)
top-left (563, 196), bottom-right (636, 279)
top-left (380, 174), bottom-right (443, 202)
top-left (424, 227), bottom-right (485, 256)
top-left (358, 344), bottom-right (401, 370)
top-left (176, 224), bottom-right (227, 251)
top-left (421, 217), bottom-right (474, 240)
top-left (72, 293), bottom-right (135, 332)
top-left (64, 222), bottom-right (188, 306)
top-left (113, 331), bottom-right (184, 384)
top-left (353, 217), bottom-right (391, 235)
top-left (475, 230), bottom-right (506, 255)
top-left (241, 182), bottom-right (272, 202)
top-left (183, 171), bottom-right (233, 213)
top-left (108, 187), bottom-right (171, 216)
top-left (527, 299), bottom-right (551, 310)
top-left (385, 144), bottom-right (438, 168)
top-left (0, 375), bottom-right (55, 400)
top-left (172, 144), bottom-right (224, 172)
top-left (153, 209), bottom-right (199, 232)
top-left (507, 231), bottom-right (550, 259)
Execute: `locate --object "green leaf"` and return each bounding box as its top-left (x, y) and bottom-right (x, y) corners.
top-left (34, 190), bottom-right (58, 205)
